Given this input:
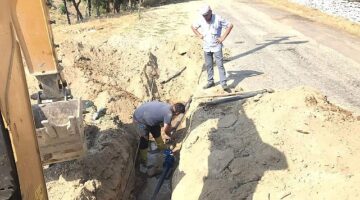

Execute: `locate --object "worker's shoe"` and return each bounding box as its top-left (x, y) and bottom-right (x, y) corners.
top-left (203, 82), bottom-right (215, 89)
top-left (222, 84), bottom-right (231, 92)
top-left (222, 84), bottom-right (229, 90)
top-left (154, 136), bottom-right (167, 150)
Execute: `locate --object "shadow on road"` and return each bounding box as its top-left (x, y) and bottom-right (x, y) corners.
top-left (221, 70), bottom-right (263, 89)
top-left (226, 36), bottom-right (308, 62)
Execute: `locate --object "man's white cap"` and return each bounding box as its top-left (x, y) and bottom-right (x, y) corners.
top-left (199, 4), bottom-right (211, 15)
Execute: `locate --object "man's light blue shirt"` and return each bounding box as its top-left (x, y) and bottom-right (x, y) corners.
top-left (193, 14), bottom-right (231, 53)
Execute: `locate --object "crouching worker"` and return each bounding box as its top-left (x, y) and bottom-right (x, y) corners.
top-left (133, 101), bottom-right (185, 171)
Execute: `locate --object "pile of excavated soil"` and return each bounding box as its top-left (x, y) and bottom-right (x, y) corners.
top-left (63, 34), bottom-right (202, 104)
top-left (172, 86), bottom-right (360, 200)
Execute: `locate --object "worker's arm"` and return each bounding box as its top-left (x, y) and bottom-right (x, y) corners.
top-left (216, 23), bottom-right (233, 44)
top-left (164, 123), bottom-right (172, 136)
top-left (163, 112), bottom-right (174, 136)
top-left (191, 25), bottom-right (203, 39)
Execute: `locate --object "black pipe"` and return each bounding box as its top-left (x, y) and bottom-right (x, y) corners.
top-left (202, 89), bottom-right (270, 106)
top-left (150, 165), bottom-right (171, 200)
top-left (160, 67), bottom-right (187, 84)
top-left (151, 150), bottom-right (175, 200)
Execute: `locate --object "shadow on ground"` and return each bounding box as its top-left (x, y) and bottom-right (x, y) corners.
top-left (227, 70), bottom-right (263, 88)
top-left (226, 36), bottom-right (308, 62)
top-left (212, 70), bottom-right (263, 88)
top-left (172, 100), bottom-right (288, 199)
top-left (201, 36), bottom-right (306, 89)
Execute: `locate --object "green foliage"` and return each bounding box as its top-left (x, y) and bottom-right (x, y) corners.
top-left (91, 0), bottom-right (111, 15)
top-left (59, 3), bottom-right (67, 15)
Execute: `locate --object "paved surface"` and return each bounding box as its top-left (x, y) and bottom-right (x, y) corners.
top-left (212, 0), bottom-right (360, 114)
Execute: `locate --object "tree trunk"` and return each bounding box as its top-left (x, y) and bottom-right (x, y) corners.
top-left (63, 0), bottom-right (71, 25)
top-left (71, 0), bottom-right (83, 21)
top-left (77, 0), bottom-right (83, 19)
top-left (46, 0), bottom-right (53, 7)
top-left (96, 0), bottom-right (100, 17)
top-left (88, 0), bottom-right (91, 16)
top-left (114, 0), bottom-right (121, 13)
top-left (106, 0), bottom-right (111, 13)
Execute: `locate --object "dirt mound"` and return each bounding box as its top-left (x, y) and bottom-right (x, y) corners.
top-left (172, 86), bottom-right (360, 199)
top-left (55, 31), bottom-right (203, 109)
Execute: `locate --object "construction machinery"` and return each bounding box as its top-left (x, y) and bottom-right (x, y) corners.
top-left (0, 0), bottom-right (86, 199)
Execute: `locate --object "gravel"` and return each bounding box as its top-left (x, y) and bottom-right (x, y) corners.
top-left (289, 0), bottom-right (360, 23)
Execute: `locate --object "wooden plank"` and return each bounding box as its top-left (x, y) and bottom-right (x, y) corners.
top-left (0, 1), bottom-right (48, 199)
top-left (13, 0), bottom-right (59, 73)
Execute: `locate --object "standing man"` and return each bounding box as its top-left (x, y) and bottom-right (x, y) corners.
top-left (192, 5), bottom-right (233, 91)
top-left (133, 101), bottom-right (185, 168)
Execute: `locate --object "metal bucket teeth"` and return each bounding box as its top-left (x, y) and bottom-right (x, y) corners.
top-left (32, 99), bottom-right (85, 165)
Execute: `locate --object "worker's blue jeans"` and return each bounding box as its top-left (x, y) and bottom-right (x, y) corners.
top-left (204, 49), bottom-right (227, 86)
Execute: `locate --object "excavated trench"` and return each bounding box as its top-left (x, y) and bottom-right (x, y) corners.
top-left (32, 28), bottom-right (204, 199)
top-left (24, 2), bottom-right (211, 199)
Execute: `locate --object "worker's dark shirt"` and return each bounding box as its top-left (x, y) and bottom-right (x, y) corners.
top-left (133, 101), bottom-right (172, 126)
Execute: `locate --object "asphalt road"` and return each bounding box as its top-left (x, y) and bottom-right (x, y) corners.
top-left (212, 0), bottom-right (360, 114)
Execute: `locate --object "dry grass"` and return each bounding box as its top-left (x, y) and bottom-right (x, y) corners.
top-left (260, 0), bottom-right (360, 37)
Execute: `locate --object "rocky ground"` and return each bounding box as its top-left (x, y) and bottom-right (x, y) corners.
top-left (289, 0), bottom-right (360, 23)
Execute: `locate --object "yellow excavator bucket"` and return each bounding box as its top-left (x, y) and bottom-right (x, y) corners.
top-left (32, 99), bottom-right (86, 165)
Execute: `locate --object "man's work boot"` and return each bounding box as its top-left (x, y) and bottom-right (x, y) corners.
top-left (154, 136), bottom-right (167, 150)
top-left (222, 84), bottom-right (229, 90)
top-left (203, 82), bottom-right (215, 89)
top-left (222, 84), bottom-right (231, 92)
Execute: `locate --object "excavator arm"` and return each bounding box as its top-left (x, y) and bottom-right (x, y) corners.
top-left (0, 0), bottom-right (86, 199)
top-left (0, 1), bottom-right (48, 198)
top-left (13, 0), bottom-right (70, 102)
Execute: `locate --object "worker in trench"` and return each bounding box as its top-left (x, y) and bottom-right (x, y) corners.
top-left (191, 4), bottom-right (234, 92)
top-left (133, 101), bottom-right (185, 173)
